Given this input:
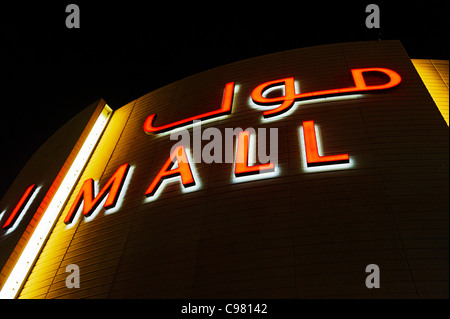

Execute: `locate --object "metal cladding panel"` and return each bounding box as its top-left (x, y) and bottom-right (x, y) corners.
top-left (12, 41), bottom-right (449, 298)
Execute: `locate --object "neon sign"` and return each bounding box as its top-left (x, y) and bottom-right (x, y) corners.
top-left (252, 68), bottom-right (401, 118)
top-left (142, 68), bottom-right (401, 134)
top-left (143, 82), bottom-right (236, 134)
top-left (60, 118), bottom-right (352, 225)
top-left (0, 67), bottom-right (402, 298)
top-left (145, 145), bottom-right (197, 198)
top-left (1, 67), bottom-right (402, 230)
top-left (2, 184), bottom-right (37, 230)
top-left (301, 121), bottom-right (349, 167)
top-left (234, 131), bottom-right (275, 177)
top-left (63, 163), bottom-right (131, 224)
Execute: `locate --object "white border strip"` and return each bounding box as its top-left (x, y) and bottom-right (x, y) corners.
top-left (0, 106), bottom-right (112, 299)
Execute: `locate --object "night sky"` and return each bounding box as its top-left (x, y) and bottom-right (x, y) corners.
top-left (1, 1), bottom-right (448, 199)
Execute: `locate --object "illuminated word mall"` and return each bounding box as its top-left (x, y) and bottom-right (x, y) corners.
top-left (2, 67), bottom-right (401, 229)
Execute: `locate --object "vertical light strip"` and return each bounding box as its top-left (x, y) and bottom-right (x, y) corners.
top-left (0, 105), bottom-right (112, 299)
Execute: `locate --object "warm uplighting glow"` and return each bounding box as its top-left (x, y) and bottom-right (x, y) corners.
top-left (412, 59), bottom-right (449, 126)
top-left (0, 105), bottom-right (112, 299)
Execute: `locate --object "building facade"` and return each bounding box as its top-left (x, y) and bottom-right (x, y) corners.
top-left (0, 40), bottom-right (448, 298)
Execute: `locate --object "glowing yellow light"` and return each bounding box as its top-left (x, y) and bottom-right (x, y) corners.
top-left (0, 106), bottom-right (112, 299)
top-left (412, 59), bottom-right (449, 126)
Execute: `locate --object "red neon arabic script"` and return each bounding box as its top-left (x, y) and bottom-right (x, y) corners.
top-left (252, 68), bottom-right (402, 118)
top-left (143, 82), bottom-right (235, 134)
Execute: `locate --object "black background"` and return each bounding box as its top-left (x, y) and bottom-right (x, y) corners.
top-left (1, 1), bottom-right (448, 199)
